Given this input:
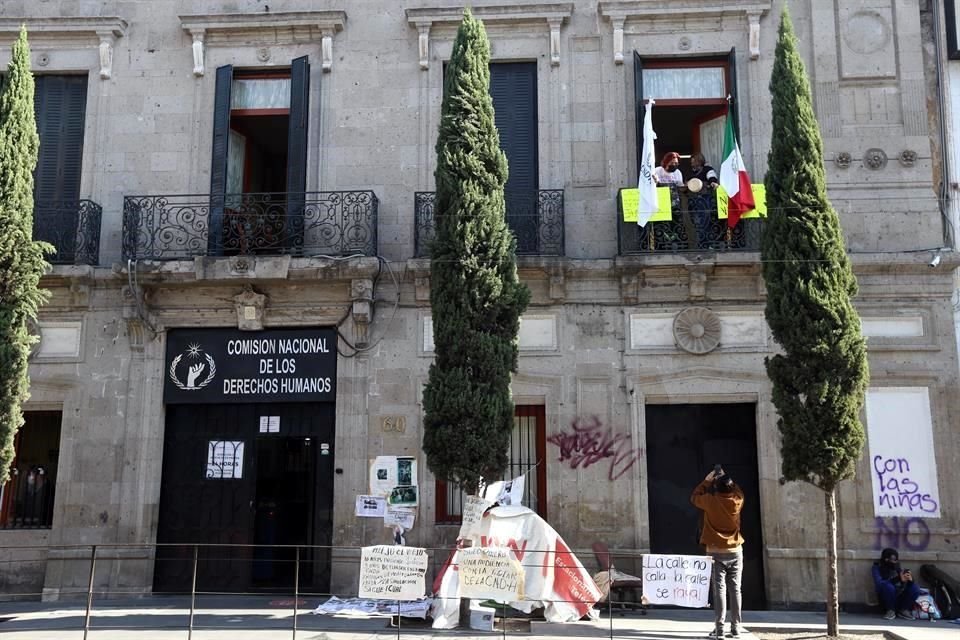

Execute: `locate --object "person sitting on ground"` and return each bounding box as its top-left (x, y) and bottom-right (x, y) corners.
top-left (873, 547), bottom-right (921, 620)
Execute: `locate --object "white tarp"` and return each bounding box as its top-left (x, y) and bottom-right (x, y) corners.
top-left (431, 506), bottom-right (602, 628)
top-left (312, 596), bottom-right (431, 619)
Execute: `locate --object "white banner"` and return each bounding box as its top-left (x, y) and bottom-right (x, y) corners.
top-left (358, 546), bottom-right (428, 600)
top-left (641, 554), bottom-right (712, 608)
top-left (866, 388), bottom-right (941, 517)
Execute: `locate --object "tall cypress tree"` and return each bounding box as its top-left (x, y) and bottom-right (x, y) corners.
top-left (0, 28), bottom-right (50, 479)
top-left (762, 8), bottom-right (869, 637)
top-left (422, 10), bottom-right (530, 495)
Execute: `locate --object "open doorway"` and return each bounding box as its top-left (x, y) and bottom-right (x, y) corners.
top-left (252, 436), bottom-right (316, 589)
top-left (644, 402), bottom-right (767, 609)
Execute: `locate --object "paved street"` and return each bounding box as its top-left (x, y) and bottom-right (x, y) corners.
top-left (0, 597), bottom-right (957, 640)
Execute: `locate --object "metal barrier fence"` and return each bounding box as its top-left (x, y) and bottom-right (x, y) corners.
top-left (0, 542), bottom-right (657, 639)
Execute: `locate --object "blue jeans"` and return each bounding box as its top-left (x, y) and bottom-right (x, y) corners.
top-left (877, 581), bottom-right (921, 612)
top-left (711, 549), bottom-right (743, 630)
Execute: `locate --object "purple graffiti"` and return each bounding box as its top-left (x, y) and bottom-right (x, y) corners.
top-left (546, 416), bottom-right (642, 481)
top-left (873, 516), bottom-right (931, 552)
top-left (873, 456), bottom-right (939, 514)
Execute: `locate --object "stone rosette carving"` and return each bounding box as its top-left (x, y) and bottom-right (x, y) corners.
top-left (673, 306), bottom-right (721, 355)
top-left (678, 36), bottom-right (692, 51)
top-left (864, 148), bottom-right (887, 170)
top-left (835, 152), bottom-right (852, 168)
top-left (898, 150), bottom-right (918, 167)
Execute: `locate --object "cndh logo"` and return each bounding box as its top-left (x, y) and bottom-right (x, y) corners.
top-left (169, 343), bottom-right (217, 390)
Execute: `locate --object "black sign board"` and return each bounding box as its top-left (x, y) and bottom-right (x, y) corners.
top-left (164, 327), bottom-right (337, 404)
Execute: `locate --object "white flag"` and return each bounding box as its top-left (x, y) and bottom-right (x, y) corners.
top-left (637, 100), bottom-right (658, 227)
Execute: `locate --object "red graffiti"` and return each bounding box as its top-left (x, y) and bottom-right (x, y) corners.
top-left (546, 416), bottom-right (641, 481)
top-left (479, 536), bottom-right (529, 561)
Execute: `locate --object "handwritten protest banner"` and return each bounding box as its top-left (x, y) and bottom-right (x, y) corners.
top-left (459, 495), bottom-right (494, 540)
top-left (358, 545), bottom-right (428, 600)
top-left (865, 388), bottom-right (941, 518)
top-left (458, 547), bottom-right (525, 601)
top-left (641, 554), bottom-right (711, 608)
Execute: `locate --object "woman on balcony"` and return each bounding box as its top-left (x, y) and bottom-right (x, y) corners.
top-left (689, 152), bottom-right (720, 250)
top-left (653, 152), bottom-right (683, 185)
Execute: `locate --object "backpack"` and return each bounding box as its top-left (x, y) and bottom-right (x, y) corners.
top-left (920, 564), bottom-right (960, 620)
top-left (913, 593), bottom-right (942, 620)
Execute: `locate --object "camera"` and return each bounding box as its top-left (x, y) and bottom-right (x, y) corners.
top-left (713, 464), bottom-right (723, 476)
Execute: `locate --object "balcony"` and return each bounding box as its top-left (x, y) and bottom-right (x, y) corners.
top-left (414, 190), bottom-right (565, 258)
top-left (617, 187), bottom-right (762, 255)
top-left (122, 191), bottom-right (378, 261)
top-left (33, 200), bottom-right (102, 265)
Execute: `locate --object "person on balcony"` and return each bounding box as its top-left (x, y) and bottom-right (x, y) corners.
top-left (654, 152), bottom-right (683, 215)
top-left (654, 151), bottom-right (683, 185)
top-left (689, 153), bottom-right (719, 188)
top-left (688, 152), bottom-right (720, 249)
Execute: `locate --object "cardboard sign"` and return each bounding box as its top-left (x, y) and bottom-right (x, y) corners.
top-left (358, 545), bottom-right (428, 600)
top-left (717, 184), bottom-right (767, 219)
top-left (620, 187), bottom-right (673, 223)
top-left (641, 554), bottom-right (712, 608)
top-left (459, 495), bottom-right (494, 540)
top-left (458, 547), bottom-right (525, 601)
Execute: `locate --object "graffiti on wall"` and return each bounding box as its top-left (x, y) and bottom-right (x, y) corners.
top-left (873, 455), bottom-right (939, 515)
top-left (546, 416), bottom-right (642, 481)
top-left (873, 516), bottom-right (931, 552)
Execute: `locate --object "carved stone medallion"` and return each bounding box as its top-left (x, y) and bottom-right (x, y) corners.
top-left (673, 306), bottom-right (721, 354)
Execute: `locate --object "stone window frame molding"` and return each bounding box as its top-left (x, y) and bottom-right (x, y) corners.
top-left (405, 3), bottom-right (574, 69)
top-left (597, 1), bottom-right (771, 64)
top-left (0, 17), bottom-right (128, 79)
top-left (179, 11), bottom-right (347, 77)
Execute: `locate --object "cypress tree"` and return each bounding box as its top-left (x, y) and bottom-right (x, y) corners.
top-left (0, 28), bottom-right (50, 479)
top-left (422, 10), bottom-right (530, 495)
top-left (762, 8), bottom-right (869, 637)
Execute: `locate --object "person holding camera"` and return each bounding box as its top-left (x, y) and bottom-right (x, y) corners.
top-left (691, 465), bottom-right (745, 638)
top-left (873, 547), bottom-right (920, 620)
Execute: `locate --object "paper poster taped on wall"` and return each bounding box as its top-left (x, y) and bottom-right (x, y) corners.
top-left (369, 456), bottom-right (418, 496)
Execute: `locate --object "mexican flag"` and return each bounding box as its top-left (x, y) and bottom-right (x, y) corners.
top-left (719, 110), bottom-right (754, 228)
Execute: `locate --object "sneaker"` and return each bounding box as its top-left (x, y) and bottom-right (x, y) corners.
top-left (707, 628), bottom-right (724, 638)
top-left (897, 609), bottom-right (914, 620)
top-left (727, 628), bottom-right (741, 638)
top-left (883, 609), bottom-right (896, 620)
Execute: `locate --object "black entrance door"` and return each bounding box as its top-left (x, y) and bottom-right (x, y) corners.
top-left (645, 403), bottom-right (766, 609)
top-left (155, 402), bottom-right (335, 594)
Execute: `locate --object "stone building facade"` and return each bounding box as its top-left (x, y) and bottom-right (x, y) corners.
top-left (0, 0), bottom-right (956, 609)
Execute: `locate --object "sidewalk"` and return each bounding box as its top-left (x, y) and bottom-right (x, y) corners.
top-left (0, 596), bottom-right (957, 639)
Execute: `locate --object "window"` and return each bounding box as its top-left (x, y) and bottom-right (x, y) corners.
top-left (0, 411), bottom-right (62, 529)
top-left (208, 58), bottom-right (310, 255)
top-left (32, 75), bottom-right (88, 263)
top-left (634, 52), bottom-right (737, 177)
top-left (435, 405), bottom-right (547, 524)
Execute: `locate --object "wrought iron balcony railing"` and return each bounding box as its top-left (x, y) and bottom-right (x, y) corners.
top-left (414, 189), bottom-right (565, 258)
top-left (617, 187), bottom-right (762, 255)
top-left (122, 191), bottom-right (379, 261)
top-left (33, 199), bottom-right (102, 265)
